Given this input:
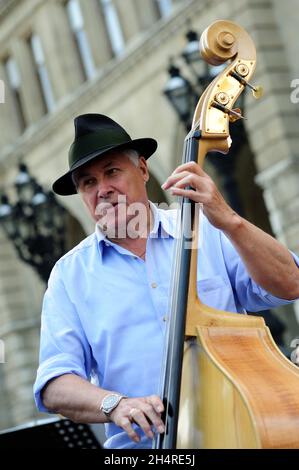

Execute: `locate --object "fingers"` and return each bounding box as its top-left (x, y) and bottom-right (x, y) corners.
top-left (161, 161), bottom-right (235, 230)
top-left (170, 187), bottom-right (201, 202)
top-left (143, 397), bottom-right (165, 434)
top-left (128, 399), bottom-right (165, 440)
top-left (110, 395), bottom-right (165, 444)
top-left (162, 171), bottom-right (206, 192)
top-left (172, 161), bottom-right (204, 176)
top-left (162, 171), bottom-right (193, 191)
top-left (120, 416), bottom-right (141, 443)
top-left (147, 394), bottom-right (164, 414)
top-left (162, 163), bottom-right (209, 192)
top-left (128, 407), bottom-right (154, 440)
top-left (162, 172), bottom-right (211, 203)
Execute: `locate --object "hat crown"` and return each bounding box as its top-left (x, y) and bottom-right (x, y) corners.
top-left (68, 114), bottom-right (133, 169)
top-left (74, 114), bottom-right (130, 139)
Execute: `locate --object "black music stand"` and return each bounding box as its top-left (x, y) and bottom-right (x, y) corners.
top-left (0, 417), bottom-right (103, 449)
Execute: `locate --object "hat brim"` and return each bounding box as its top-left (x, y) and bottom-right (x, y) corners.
top-left (52, 138), bottom-right (157, 196)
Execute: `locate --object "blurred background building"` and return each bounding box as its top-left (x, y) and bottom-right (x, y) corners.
top-left (0, 0), bottom-right (298, 433)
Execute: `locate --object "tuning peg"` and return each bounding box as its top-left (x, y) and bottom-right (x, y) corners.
top-left (228, 108), bottom-right (246, 122)
top-left (211, 102), bottom-right (247, 121)
top-left (251, 85), bottom-right (264, 99)
top-left (239, 76), bottom-right (264, 99)
top-left (230, 68), bottom-right (264, 100)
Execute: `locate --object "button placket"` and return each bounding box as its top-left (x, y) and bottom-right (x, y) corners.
top-left (145, 239), bottom-right (166, 330)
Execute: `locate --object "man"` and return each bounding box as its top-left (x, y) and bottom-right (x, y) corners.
top-left (34, 113), bottom-right (299, 449)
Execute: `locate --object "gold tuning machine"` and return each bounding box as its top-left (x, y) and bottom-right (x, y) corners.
top-left (211, 100), bottom-right (246, 121)
top-left (228, 108), bottom-right (244, 122)
top-left (251, 85), bottom-right (263, 99)
top-left (231, 65), bottom-right (264, 100)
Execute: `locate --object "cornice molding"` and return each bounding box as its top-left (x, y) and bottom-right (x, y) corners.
top-left (0, 0), bottom-right (44, 37)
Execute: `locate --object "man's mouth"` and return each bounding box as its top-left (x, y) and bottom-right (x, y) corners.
top-left (95, 201), bottom-right (125, 218)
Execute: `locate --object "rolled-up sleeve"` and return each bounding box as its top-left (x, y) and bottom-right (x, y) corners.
top-left (33, 262), bottom-right (92, 412)
top-left (219, 231), bottom-right (299, 312)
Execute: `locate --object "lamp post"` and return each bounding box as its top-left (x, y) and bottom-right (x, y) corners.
top-left (0, 163), bottom-right (67, 282)
top-left (163, 61), bottom-right (197, 131)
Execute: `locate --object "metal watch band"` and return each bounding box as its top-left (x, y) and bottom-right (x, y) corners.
top-left (100, 393), bottom-right (127, 417)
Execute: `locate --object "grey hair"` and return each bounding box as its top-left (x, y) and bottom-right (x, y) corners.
top-left (122, 149), bottom-right (140, 167)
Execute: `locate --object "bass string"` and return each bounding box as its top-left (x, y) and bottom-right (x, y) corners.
top-left (156, 140), bottom-right (186, 433)
top-left (160, 133), bottom-right (193, 444)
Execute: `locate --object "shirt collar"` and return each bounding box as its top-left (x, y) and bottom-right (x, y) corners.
top-left (149, 201), bottom-right (177, 239)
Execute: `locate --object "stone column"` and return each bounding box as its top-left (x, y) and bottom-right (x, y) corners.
top-left (0, 61), bottom-right (23, 145)
top-left (113, 0), bottom-right (141, 42)
top-left (132, 0), bottom-right (160, 30)
top-left (33, 0), bottom-right (85, 102)
top-left (10, 38), bottom-right (47, 124)
top-left (79, 0), bottom-right (113, 67)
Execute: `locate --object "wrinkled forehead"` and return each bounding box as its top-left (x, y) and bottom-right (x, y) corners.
top-left (74, 150), bottom-right (132, 178)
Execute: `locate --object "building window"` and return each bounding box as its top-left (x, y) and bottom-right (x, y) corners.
top-left (100, 0), bottom-right (125, 57)
top-left (66, 0), bottom-right (96, 80)
top-left (155, 0), bottom-right (173, 18)
top-left (4, 57), bottom-right (27, 132)
top-left (29, 34), bottom-right (55, 113)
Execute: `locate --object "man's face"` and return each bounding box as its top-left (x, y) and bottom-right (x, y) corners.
top-left (74, 151), bottom-right (150, 238)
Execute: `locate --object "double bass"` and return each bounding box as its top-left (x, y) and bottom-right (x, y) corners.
top-left (154, 20), bottom-right (299, 449)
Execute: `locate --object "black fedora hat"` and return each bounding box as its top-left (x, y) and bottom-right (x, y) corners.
top-left (52, 113), bottom-right (157, 196)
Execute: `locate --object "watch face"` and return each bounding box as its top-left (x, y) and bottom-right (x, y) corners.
top-left (104, 395), bottom-right (119, 410)
top-left (102, 394), bottom-right (123, 414)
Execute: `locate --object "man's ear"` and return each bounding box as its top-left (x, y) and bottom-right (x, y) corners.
top-left (138, 157), bottom-right (149, 183)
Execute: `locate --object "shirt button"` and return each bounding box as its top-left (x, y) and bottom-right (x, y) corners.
top-left (162, 316), bottom-right (168, 322)
top-left (151, 282), bottom-right (157, 289)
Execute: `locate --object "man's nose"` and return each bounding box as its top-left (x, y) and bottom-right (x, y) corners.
top-left (97, 180), bottom-right (114, 199)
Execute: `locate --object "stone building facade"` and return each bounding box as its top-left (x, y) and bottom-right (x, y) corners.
top-left (0, 0), bottom-right (298, 431)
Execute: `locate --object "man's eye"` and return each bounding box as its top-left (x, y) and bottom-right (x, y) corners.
top-left (82, 178), bottom-right (95, 187)
top-left (107, 168), bottom-right (119, 175)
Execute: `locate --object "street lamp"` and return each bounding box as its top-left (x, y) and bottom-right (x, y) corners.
top-left (0, 163), bottom-right (67, 282)
top-left (163, 61), bottom-right (197, 130)
top-left (182, 29), bottom-right (227, 89)
top-left (181, 29), bottom-right (210, 88)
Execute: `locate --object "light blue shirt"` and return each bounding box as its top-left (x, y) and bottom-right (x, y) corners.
top-left (33, 203), bottom-right (299, 449)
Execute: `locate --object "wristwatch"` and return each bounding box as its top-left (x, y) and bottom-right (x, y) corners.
top-left (100, 393), bottom-right (127, 417)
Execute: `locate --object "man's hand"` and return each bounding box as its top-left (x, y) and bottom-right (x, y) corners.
top-left (162, 161), bottom-right (240, 231)
top-left (162, 162), bottom-right (299, 300)
top-left (110, 395), bottom-right (165, 443)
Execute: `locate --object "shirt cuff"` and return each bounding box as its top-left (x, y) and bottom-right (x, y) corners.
top-left (33, 356), bottom-right (88, 413)
top-left (252, 251), bottom-right (299, 306)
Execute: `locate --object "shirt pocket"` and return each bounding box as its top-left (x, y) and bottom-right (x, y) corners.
top-left (197, 275), bottom-right (235, 311)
